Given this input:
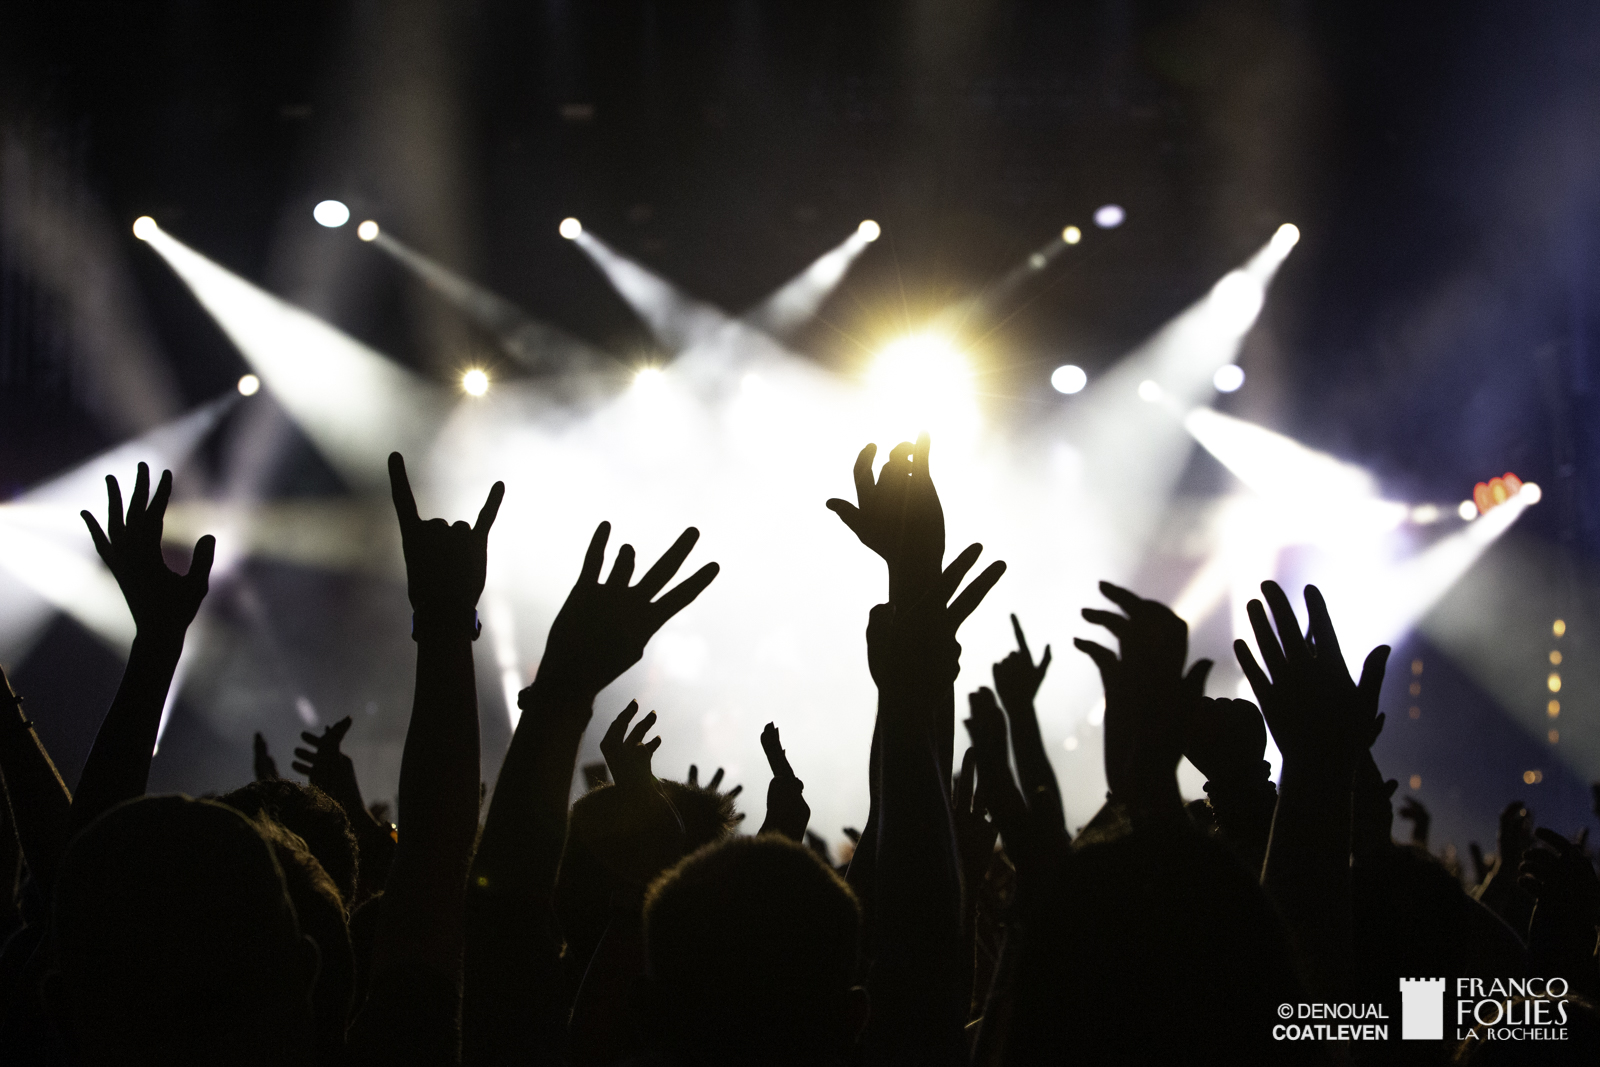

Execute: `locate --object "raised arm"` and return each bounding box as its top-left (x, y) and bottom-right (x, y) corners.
top-left (0, 664), bottom-right (73, 893)
top-left (991, 615), bottom-right (1061, 837)
top-left (69, 463), bottom-right (214, 838)
top-left (349, 452), bottom-right (502, 1064)
top-left (864, 543), bottom-right (1005, 1067)
top-left (757, 722), bottom-right (810, 841)
top-left (293, 716), bottom-right (396, 900)
top-left (1235, 581), bottom-right (1388, 996)
top-left (462, 522), bottom-right (716, 1066)
top-left (1181, 695), bottom-right (1276, 874)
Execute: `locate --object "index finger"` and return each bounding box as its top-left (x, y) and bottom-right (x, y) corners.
top-left (649, 561), bottom-right (719, 626)
top-left (579, 522), bottom-right (611, 584)
top-left (636, 526), bottom-right (700, 599)
top-left (388, 453), bottom-right (420, 529)
top-left (949, 560), bottom-right (1006, 627)
top-left (1010, 613), bottom-right (1031, 660)
top-left (761, 722), bottom-right (796, 780)
top-left (328, 716), bottom-right (353, 742)
top-left (474, 481), bottom-right (506, 538)
top-left (1302, 585), bottom-right (1345, 669)
top-left (851, 442), bottom-right (878, 503)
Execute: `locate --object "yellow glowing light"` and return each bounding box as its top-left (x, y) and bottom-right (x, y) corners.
top-left (357, 220), bottom-right (380, 241)
top-left (1408, 774), bottom-right (1421, 790)
top-left (634, 366), bottom-right (663, 386)
top-left (865, 332), bottom-right (978, 443)
top-left (237, 374), bottom-right (261, 396)
top-left (1548, 700), bottom-right (1560, 717)
top-left (1548, 729), bottom-right (1559, 744)
top-left (1272, 223), bottom-right (1301, 251)
top-left (559, 217), bottom-right (582, 239)
top-left (462, 369), bottom-right (489, 396)
top-left (132, 216), bottom-right (157, 241)
top-left (858, 219), bottom-right (881, 242)
top-left (1549, 650), bottom-right (1562, 665)
top-left (1547, 672), bottom-right (1561, 693)
top-left (1523, 769), bottom-right (1543, 785)
top-left (1408, 706), bottom-right (1421, 720)
top-left (1411, 659), bottom-right (1424, 675)
top-left (1408, 681), bottom-right (1422, 697)
top-left (1062, 225), bottom-right (1082, 245)
top-left (1553, 618), bottom-right (1566, 637)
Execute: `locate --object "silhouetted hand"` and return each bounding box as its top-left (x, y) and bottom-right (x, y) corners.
top-left (1397, 796), bottom-right (1431, 846)
top-left (600, 701), bottom-right (661, 791)
top-left (1076, 581), bottom-right (1210, 811)
top-left (523, 523), bottom-right (718, 705)
top-left (1233, 582), bottom-right (1388, 782)
top-left (1182, 696), bottom-right (1268, 785)
top-left (1496, 800), bottom-right (1535, 870)
top-left (686, 764), bottom-right (725, 793)
top-left (964, 689), bottom-right (1057, 882)
top-left (389, 452), bottom-right (503, 636)
top-left (866, 542), bottom-right (1006, 701)
top-left (952, 746), bottom-right (998, 887)
top-left (253, 732), bottom-right (281, 781)
top-left (992, 614), bottom-right (1051, 715)
top-left (758, 722), bottom-right (809, 841)
top-left (826, 433), bottom-right (945, 606)
top-left (292, 716), bottom-right (369, 822)
top-left (1519, 828), bottom-right (1600, 926)
top-left (81, 463), bottom-right (215, 638)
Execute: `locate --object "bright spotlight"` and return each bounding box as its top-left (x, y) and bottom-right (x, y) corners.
top-left (867, 332), bottom-right (977, 441)
top-left (1207, 271), bottom-right (1266, 333)
top-left (858, 219), bottom-right (881, 242)
top-left (1062, 225), bottom-right (1082, 245)
top-left (634, 365), bottom-right (664, 386)
top-left (132, 216), bottom-right (157, 241)
top-left (1137, 379), bottom-right (1163, 403)
top-left (1409, 503), bottom-right (1441, 525)
top-left (1458, 500), bottom-right (1478, 521)
top-left (237, 373), bottom-right (261, 396)
top-left (1272, 223), bottom-right (1301, 251)
top-left (1094, 204), bottom-right (1126, 229)
top-left (1212, 364), bottom-right (1245, 393)
top-left (559, 217), bottom-right (583, 239)
top-left (1522, 481), bottom-right (1542, 504)
top-left (313, 200), bottom-right (351, 228)
top-left (357, 220), bottom-right (379, 241)
top-left (462, 368), bottom-right (490, 396)
top-left (1051, 364), bottom-right (1087, 395)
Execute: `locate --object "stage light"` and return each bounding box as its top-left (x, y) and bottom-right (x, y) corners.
top-left (1409, 504), bottom-right (1440, 524)
top-left (1062, 225), bottom-right (1082, 245)
top-left (357, 220), bottom-right (379, 241)
top-left (1549, 649), bottom-right (1562, 665)
top-left (1207, 271), bottom-right (1266, 333)
top-left (1137, 379), bottom-right (1163, 402)
top-left (1271, 223), bottom-right (1301, 252)
top-left (1212, 364), bottom-right (1245, 392)
top-left (462, 368), bottom-right (489, 396)
top-left (313, 200), bottom-right (350, 228)
top-left (132, 216), bottom-right (157, 241)
top-left (866, 332), bottom-right (977, 442)
top-left (1458, 500), bottom-right (1478, 521)
top-left (858, 219), bottom-right (881, 241)
top-left (1553, 618), bottom-right (1566, 637)
top-left (1051, 364), bottom-right (1087, 394)
top-left (1094, 204), bottom-right (1126, 229)
top-left (634, 365), bottom-right (663, 386)
top-left (1521, 481), bottom-right (1542, 504)
top-left (237, 374), bottom-right (260, 396)
top-left (746, 225), bottom-right (878, 338)
top-left (559, 217), bottom-right (582, 239)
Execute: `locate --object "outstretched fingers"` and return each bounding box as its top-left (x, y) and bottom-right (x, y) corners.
top-left (1081, 608), bottom-right (1130, 641)
top-left (635, 526), bottom-right (700, 598)
top-left (649, 561), bottom-right (720, 627)
top-left (624, 710), bottom-right (658, 748)
top-left (387, 453), bottom-right (420, 532)
top-left (1260, 581), bottom-right (1309, 663)
top-left (949, 559), bottom-right (1006, 626)
top-left (1245, 598), bottom-right (1288, 680)
top-left (473, 481), bottom-right (506, 539)
top-left (602, 700), bottom-right (641, 751)
top-left (149, 468), bottom-right (174, 524)
top-left (105, 475), bottom-right (125, 540)
top-left (128, 462), bottom-right (151, 522)
top-left (80, 511), bottom-right (112, 562)
top-left (580, 522), bottom-right (611, 584)
top-left (1010, 614), bottom-right (1031, 659)
top-left (1234, 639), bottom-right (1272, 706)
top-left (187, 535), bottom-right (217, 587)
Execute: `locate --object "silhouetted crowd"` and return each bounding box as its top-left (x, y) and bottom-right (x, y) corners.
top-left (1, 438), bottom-right (1598, 1065)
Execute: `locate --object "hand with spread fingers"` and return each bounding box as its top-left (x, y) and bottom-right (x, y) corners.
top-left (600, 700), bottom-right (663, 792)
top-left (866, 542), bottom-right (1007, 702)
top-left (1232, 581), bottom-right (1389, 784)
top-left (991, 615), bottom-right (1063, 835)
top-left (81, 462), bottom-right (215, 639)
top-left (1075, 581), bottom-right (1211, 815)
top-left (757, 722), bottom-right (810, 841)
top-left (292, 716), bottom-right (368, 821)
top-left (523, 523), bottom-right (719, 707)
top-left (826, 432), bottom-right (945, 607)
top-left (388, 452), bottom-right (503, 638)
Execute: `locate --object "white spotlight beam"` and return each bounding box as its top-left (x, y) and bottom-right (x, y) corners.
top-left (368, 230), bottom-right (614, 374)
top-left (570, 229), bottom-right (732, 354)
top-left (0, 399), bottom-right (234, 658)
top-left (742, 227), bottom-right (874, 339)
top-left (135, 218), bottom-right (445, 489)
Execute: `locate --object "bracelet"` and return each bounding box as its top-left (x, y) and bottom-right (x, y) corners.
top-left (410, 610), bottom-right (482, 643)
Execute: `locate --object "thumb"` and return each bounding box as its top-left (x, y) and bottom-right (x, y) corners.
top-left (188, 535), bottom-right (218, 589)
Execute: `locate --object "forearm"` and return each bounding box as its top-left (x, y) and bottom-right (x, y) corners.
top-left (865, 687), bottom-right (967, 1066)
top-left (1006, 702), bottom-right (1064, 826)
top-left (376, 634), bottom-right (481, 984)
top-left (68, 630), bottom-right (183, 836)
top-left (1261, 766), bottom-right (1353, 993)
top-left (0, 691), bottom-right (73, 891)
top-left (1204, 767), bottom-right (1277, 875)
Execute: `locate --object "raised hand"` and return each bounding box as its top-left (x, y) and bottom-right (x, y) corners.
top-left (952, 746), bottom-right (998, 884)
top-left (757, 722), bottom-right (809, 841)
top-left (1075, 581), bottom-right (1210, 814)
top-left (291, 716), bottom-right (367, 817)
top-left (524, 523), bottom-right (718, 706)
top-left (686, 764), bottom-right (724, 792)
top-left (826, 432), bottom-right (945, 606)
top-left (866, 542), bottom-right (1006, 700)
top-left (81, 462), bottom-right (215, 638)
top-left (388, 451), bottom-right (503, 638)
top-left (1233, 582), bottom-right (1388, 782)
top-left (1181, 696), bottom-right (1268, 786)
top-left (992, 614), bottom-right (1051, 715)
top-left (252, 732), bottom-right (281, 781)
top-left (1397, 795), bottom-right (1431, 846)
top-left (1518, 828), bottom-right (1600, 924)
top-left (600, 701), bottom-right (662, 791)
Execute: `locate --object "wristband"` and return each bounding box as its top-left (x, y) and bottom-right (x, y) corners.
top-left (411, 610), bottom-right (482, 643)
